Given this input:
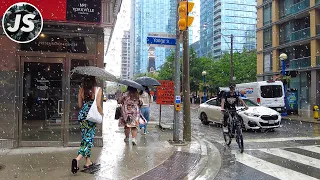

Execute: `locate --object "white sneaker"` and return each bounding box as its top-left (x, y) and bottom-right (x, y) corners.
top-left (223, 127), bottom-right (229, 133)
top-left (124, 138), bottom-right (129, 142)
top-left (132, 138), bottom-right (137, 146)
top-left (140, 127), bottom-right (145, 135)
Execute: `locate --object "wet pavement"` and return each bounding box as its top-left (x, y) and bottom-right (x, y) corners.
top-left (150, 104), bottom-right (320, 180)
top-left (0, 101), bottom-right (210, 180)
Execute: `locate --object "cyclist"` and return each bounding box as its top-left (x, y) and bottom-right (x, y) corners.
top-left (220, 84), bottom-right (249, 133)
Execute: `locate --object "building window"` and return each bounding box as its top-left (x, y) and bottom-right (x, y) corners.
top-left (263, 28), bottom-right (272, 48)
top-left (263, 52), bottom-right (272, 73)
top-left (263, 3), bottom-right (272, 25)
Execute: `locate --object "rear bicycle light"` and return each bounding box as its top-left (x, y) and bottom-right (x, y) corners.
top-left (257, 98), bottom-right (261, 103)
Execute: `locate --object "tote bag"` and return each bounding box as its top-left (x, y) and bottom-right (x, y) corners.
top-left (87, 87), bottom-right (103, 124)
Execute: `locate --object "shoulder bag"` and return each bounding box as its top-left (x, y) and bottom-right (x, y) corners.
top-left (87, 87), bottom-right (103, 124)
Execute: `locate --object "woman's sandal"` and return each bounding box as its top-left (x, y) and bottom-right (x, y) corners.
top-left (71, 159), bottom-right (79, 174)
top-left (83, 162), bottom-right (96, 169)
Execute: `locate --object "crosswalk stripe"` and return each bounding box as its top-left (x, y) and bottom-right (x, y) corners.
top-left (235, 152), bottom-right (318, 180)
top-left (260, 148), bottom-right (320, 169)
top-left (298, 145), bottom-right (320, 154)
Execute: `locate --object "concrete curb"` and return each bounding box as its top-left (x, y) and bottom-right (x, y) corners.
top-left (183, 135), bottom-right (221, 180)
top-left (282, 117), bottom-right (320, 124)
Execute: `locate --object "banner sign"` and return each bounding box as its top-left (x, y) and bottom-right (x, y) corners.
top-left (0, 0), bottom-right (101, 23)
top-left (156, 80), bottom-right (174, 105)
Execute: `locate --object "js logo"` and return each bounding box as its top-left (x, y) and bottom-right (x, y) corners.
top-left (2, 2), bottom-right (43, 43)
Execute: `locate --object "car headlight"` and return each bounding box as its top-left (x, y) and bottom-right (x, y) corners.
top-left (244, 112), bottom-right (260, 117)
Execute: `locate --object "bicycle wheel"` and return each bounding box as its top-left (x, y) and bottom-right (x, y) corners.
top-left (236, 125), bottom-right (244, 153)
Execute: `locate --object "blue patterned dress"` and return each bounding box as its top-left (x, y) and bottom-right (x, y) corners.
top-left (78, 100), bottom-right (96, 158)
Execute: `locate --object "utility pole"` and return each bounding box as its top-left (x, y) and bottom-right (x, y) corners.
top-left (230, 34), bottom-right (234, 83)
top-left (173, 0), bottom-right (181, 142)
top-left (182, 29), bottom-right (191, 141)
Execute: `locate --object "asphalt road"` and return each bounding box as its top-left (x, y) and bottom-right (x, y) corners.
top-left (150, 104), bottom-right (320, 180)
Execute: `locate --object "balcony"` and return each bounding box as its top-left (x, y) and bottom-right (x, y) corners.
top-left (286, 57), bottom-right (311, 70)
top-left (280, 27), bottom-right (310, 44)
top-left (281, 0), bottom-right (310, 18)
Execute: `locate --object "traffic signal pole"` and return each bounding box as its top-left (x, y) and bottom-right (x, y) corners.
top-left (178, 0), bottom-right (194, 142)
top-left (173, 0), bottom-right (181, 142)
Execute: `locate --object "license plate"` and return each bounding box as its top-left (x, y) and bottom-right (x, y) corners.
top-left (269, 120), bottom-right (275, 124)
top-left (276, 108), bottom-right (281, 111)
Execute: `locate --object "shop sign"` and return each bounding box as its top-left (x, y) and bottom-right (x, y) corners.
top-left (20, 35), bottom-right (90, 53)
top-left (66, 0), bottom-right (101, 23)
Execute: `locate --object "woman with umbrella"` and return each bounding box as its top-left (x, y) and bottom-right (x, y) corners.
top-left (71, 76), bottom-right (103, 174)
top-left (117, 86), bottom-right (142, 145)
top-left (139, 86), bottom-right (153, 135)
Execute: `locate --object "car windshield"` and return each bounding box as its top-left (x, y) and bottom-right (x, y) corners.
top-left (238, 99), bottom-right (259, 107)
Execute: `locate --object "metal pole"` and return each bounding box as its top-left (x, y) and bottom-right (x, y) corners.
top-left (282, 59), bottom-right (287, 116)
top-left (182, 30), bottom-right (191, 141)
top-left (203, 75), bottom-right (207, 102)
top-left (173, 0), bottom-right (181, 142)
top-left (159, 104), bottom-right (162, 127)
top-left (230, 34), bottom-right (234, 83)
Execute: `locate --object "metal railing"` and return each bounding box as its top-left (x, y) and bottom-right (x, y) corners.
top-left (280, 27), bottom-right (310, 44)
top-left (287, 57), bottom-right (311, 70)
top-left (281, 0), bottom-right (310, 18)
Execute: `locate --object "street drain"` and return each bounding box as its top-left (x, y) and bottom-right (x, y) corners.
top-left (0, 164), bottom-right (5, 171)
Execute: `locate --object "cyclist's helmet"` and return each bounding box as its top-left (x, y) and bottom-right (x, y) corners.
top-left (229, 83), bottom-right (236, 90)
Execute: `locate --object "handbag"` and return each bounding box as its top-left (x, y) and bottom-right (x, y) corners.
top-left (115, 106), bottom-right (121, 120)
top-left (87, 87), bottom-right (103, 124)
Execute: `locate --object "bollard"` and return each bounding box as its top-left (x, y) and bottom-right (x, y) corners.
top-left (313, 105), bottom-right (319, 119)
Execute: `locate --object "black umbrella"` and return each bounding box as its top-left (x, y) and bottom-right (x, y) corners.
top-left (118, 79), bottom-right (145, 90)
top-left (135, 77), bottom-right (161, 86)
top-left (71, 66), bottom-right (117, 82)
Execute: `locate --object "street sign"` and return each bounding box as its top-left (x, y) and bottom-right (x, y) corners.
top-left (147, 33), bottom-right (176, 48)
top-left (156, 80), bottom-right (174, 105)
top-left (175, 96), bottom-right (181, 104)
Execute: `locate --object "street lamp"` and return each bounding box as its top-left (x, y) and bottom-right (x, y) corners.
top-left (202, 71), bottom-right (207, 102)
top-left (279, 53), bottom-right (288, 116)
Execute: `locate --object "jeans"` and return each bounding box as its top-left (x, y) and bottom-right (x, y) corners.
top-left (139, 107), bottom-right (150, 133)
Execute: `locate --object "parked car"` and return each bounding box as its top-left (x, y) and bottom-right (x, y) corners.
top-left (198, 97), bottom-right (281, 130)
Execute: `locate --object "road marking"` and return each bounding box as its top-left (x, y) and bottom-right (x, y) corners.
top-left (298, 145), bottom-right (320, 154)
top-left (239, 136), bottom-right (320, 143)
top-left (216, 136), bottom-right (320, 144)
top-left (235, 152), bottom-right (318, 180)
top-left (260, 148), bottom-right (320, 169)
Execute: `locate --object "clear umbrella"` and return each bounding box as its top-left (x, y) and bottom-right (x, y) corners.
top-left (71, 66), bottom-right (117, 82)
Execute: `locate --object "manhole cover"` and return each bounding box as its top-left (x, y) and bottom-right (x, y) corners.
top-left (0, 164), bottom-right (5, 171)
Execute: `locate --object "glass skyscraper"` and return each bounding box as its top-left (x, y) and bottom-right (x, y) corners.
top-left (200, 0), bottom-right (256, 58)
top-left (131, 0), bottom-right (195, 74)
top-left (131, 0), bottom-right (172, 74)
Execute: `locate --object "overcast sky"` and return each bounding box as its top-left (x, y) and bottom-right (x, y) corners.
top-left (105, 0), bottom-right (200, 77)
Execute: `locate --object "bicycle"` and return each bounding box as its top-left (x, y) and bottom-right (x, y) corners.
top-left (222, 108), bottom-right (245, 153)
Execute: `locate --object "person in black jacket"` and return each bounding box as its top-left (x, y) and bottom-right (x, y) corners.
top-left (220, 84), bottom-right (249, 133)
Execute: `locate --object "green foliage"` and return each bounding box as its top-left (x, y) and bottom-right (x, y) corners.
top-left (157, 48), bottom-right (257, 93)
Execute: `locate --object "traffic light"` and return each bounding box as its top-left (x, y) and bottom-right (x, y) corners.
top-left (178, 1), bottom-right (194, 31)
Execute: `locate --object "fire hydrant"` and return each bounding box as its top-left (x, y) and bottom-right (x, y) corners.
top-left (313, 105), bottom-right (319, 119)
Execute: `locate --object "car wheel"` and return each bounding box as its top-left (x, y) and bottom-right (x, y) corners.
top-left (201, 113), bottom-right (209, 125)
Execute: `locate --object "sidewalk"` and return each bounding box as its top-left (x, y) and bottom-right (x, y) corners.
top-left (0, 101), bottom-right (219, 180)
top-left (282, 114), bottom-right (320, 124)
